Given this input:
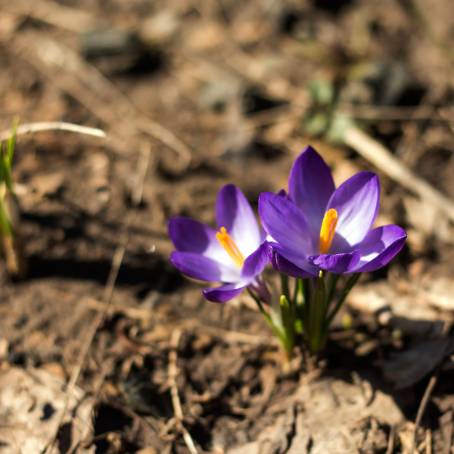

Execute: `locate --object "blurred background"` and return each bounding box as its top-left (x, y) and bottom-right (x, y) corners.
top-left (0, 0), bottom-right (453, 452)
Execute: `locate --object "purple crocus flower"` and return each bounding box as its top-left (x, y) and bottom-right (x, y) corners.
top-left (169, 184), bottom-right (270, 303)
top-left (259, 146), bottom-right (407, 276)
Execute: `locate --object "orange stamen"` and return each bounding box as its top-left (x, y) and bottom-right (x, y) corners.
top-left (216, 226), bottom-right (245, 268)
top-left (319, 208), bottom-right (338, 254)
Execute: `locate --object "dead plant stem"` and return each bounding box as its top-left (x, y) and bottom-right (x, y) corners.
top-left (344, 126), bottom-right (454, 223)
top-left (168, 329), bottom-right (199, 454)
top-left (0, 122), bottom-right (106, 142)
top-left (43, 225), bottom-right (129, 454)
top-left (412, 373), bottom-right (438, 452)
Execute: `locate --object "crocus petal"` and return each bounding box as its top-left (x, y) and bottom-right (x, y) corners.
top-left (168, 217), bottom-right (228, 263)
top-left (259, 192), bottom-right (316, 255)
top-left (241, 242), bottom-right (271, 279)
top-left (203, 282), bottom-right (247, 303)
top-left (216, 184), bottom-right (262, 256)
top-left (309, 252), bottom-right (361, 274)
top-left (353, 225), bottom-right (407, 272)
top-left (276, 189), bottom-right (287, 197)
top-left (269, 242), bottom-right (319, 277)
top-left (270, 248), bottom-right (315, 278)
top-left (327, 172), bottom-right (380, 250)
top-left (170, 251), bottom-right (240, 282)
top-left (289, 146), bottom-right (335, 242)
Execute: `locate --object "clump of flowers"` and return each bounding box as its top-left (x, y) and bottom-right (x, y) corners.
top-left (168, 146), bottom-right (406, 357)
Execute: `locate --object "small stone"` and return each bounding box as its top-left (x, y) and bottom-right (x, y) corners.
top-left (140, 11), bottom-right (180, 44)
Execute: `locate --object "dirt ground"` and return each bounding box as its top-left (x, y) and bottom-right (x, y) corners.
top-left (0, 0), bottom-right (454, 452)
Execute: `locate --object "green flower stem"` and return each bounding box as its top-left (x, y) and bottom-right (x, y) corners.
top-left (247, 288), bottom-right (293, 357)
top-left (293, 278), bottom-right (305, 334)
top-left (279, 294), bottom-right (295, 356)
top-left (308, 273), bottom-right (327, 354)
top-left (325, 273), bottom-right (360, 326)
top-left (247, 287), bottom-right (268, 318)
top-left (279, 274), bottom-right (297, 353)
top-left (280, 273), bottom-right (290, 300)
top-left (0, 124), bottom-right (17, 236)
top-left (326, 273), bottom-right (340, 308)
top-left (293, 278), bottom-right (302, 305)
top-left (0, 193), bottom-right (12, 237)
top-left (248, 271), bottom-right (361, 359)
top-left (302, 278), bottom-right (311, 333)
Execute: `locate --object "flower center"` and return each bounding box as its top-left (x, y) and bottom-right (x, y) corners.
top-left (319, 208), bottom-right (338, 254)
top-left (216, 226), bottom-right (245, 268)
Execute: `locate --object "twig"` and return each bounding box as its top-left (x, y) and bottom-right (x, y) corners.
top-left (412, 322), bottom-right (450, 452)
top-left (131, 142), bottom-right (152, 206)
top-left (78, 296), bottom-right (275, 346)
top-left (167, 329), bottom-right (199, 454)
top-left (43, 227), bottom-right (129, 454)
top-left (339, 103), bottom-right (454, 124)
top-left (135, 118), bottom-right (191, 168)
top-left (52, 139), bottom-right (152, 453)
top-left (412, 372), bottom-right (438, 452)
top-left (79, 296), bottom-right (154, 320)
top-left (344, 126), bottom-right (454, 223)
top-left (8, 34), bottom-right (192, 168)
top-left (425, 429), bottom-right (432, 454)
top-left (2, 0), bottom-right (95, 32)
top-left (385, 425), bottom-right (396, 454)
top-left (69, 360), bottom-right (111, 454)
top-left (0, 122), bottom-right (106, 142)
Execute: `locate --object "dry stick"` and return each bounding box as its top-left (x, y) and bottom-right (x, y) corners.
top-left (385, 425), bottom-right (396, 454)
top-left (0, 122), bottom-right (106, 142)
top-left (7, 34), bottom-right (192, 167)
top-left (425, 429), bottom-right (432, 454)
top-left (69, 144), bottom-right (152, 453)
top-left (0, 121), bottom-right (105, 279)
top-left (44, 227), bottom-right (129, 454)
top-left (339, 103), bottom-right (454, 124)
top-left (131, 142), bottom-right (152, 207)
top-left (2, 0), bottom-right (96, 32)
top-left (47, 36), bottom-right (190, 166)
top-left (343, 126), bottom-right (454, 224)
top-left (69, 367), bottom-right (111, 454)
top-left (79, 296), bottom-right (275, 345)
top-left (0, 121), bottom-right (105, 278)
top-left (412, 372), bottom-right (438, 453)
top-left (168, 329), bottom-right (199, 454)
top-left (411, 322), bottom-right (450, 453)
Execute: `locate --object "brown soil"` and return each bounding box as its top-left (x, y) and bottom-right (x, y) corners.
top-left (0, 0), bottom-right (454, 452)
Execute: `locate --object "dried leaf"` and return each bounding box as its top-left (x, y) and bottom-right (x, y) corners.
top-left (383, 337), bottom-right (454, 388)
top-left (0, 367), bottom-right (94, 453)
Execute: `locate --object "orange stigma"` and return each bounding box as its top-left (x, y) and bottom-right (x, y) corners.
top-left (319, 208), bottom-right (338, 254)
top-left (216, 227), bottom-right (245, 268)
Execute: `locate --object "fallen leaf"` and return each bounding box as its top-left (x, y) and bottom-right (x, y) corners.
top-left (0, 367), bottom-right (94, 453)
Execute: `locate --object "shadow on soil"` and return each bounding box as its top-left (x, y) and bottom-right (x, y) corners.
top-left (26, 254), bottom-right (184, 294)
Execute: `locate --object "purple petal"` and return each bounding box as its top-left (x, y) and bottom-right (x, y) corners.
top-left (241, 242), bottom-right (271, 279)
top-left (269, 241), bottom-right (319, 277)
top-left (327, 172), bottom-right (380, 250)
top-left (168, 217), bottom-right (228, 263)
top-left (259, 192), bottom-right (316, 256)
top-left (354, 225), bottom-right (407, 272)
top-left (270, 249), bottom-right (315, 278)
top-left (277, 189), bottom-right (287, 197)
top-left (203, 282), bottom-right (247, 303)
top-left (170, 251), bottom-right (240, 282)
top-left (216, 184), bottom-right (262, 257)
top-left (289, 146), bottom-right (335, 241)
top-left (309, 252), bottom-right (361, 274)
